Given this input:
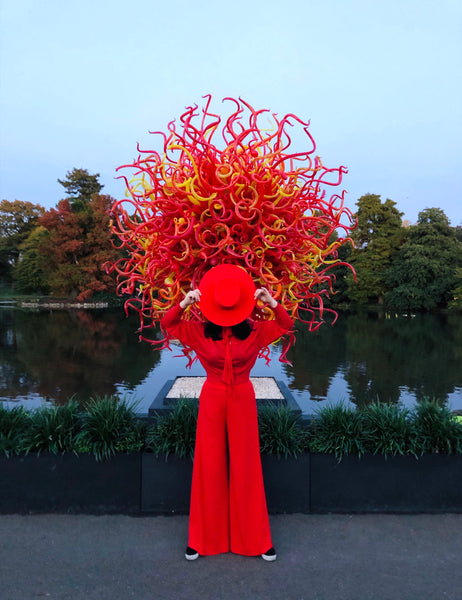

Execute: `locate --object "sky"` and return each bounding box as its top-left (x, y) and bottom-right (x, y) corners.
top-left (1, 0), bottom-right (461, 226)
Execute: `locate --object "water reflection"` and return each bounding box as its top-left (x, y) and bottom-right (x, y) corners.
top-left (0, 308), bottom-right (160, 404)
top-left (1, 307), bottom-right (461, 414)
top-left (284, 316), bottom-right (347, 400)
top-left (285, 310), bottom-right (462, 410)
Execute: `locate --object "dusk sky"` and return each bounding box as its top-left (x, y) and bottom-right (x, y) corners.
top-left (1, 0), bottom-right (461, 226)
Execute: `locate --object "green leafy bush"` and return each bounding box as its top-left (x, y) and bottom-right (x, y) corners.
top-left (20, 400), bottom-right (82, 455)
top-left (411, 399), bottom-right (462, 454)
top-left (76, 396), bottom-right (145, 461)
top-left (258, 403), bottom-right (308, 458)
top-left (1, 395), bottom-right (460, 461)
top-left (308, 400), bottom-right (462, 459)
top-left (145, 398), bottom-right (198, 459)
top-left (146, 400), bottom-right (309, 460)
top-left (361, 401), bottom-right (417, 457)
top-left (0, 405), bottom-right (30, 457)
top-left (308, 403), bottom-right (367, 459)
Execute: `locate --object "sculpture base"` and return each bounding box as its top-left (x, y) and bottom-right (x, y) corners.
top-left (148, 376), bottom-right (301, 419)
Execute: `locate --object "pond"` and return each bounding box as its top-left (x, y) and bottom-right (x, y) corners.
top-left (1, 306), bottom-right (461, 415)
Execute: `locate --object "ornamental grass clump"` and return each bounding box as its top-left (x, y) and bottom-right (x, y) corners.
top-left (76, 396), bottom-right (145, 461)
top-left (145, 398), bottom-right (198, 460)
top-left (360, 401), bottom-right (417, 457)
top-left (411, 399), bottom-right (462, 454)
top-left (0, 405), bottom-right (29, 457)
top-left (308, 403), bottom-right (367, 460)
top-left (20, 400), bottom-right (82, 456)
top-left (258, 403), bottom-right (308, 458)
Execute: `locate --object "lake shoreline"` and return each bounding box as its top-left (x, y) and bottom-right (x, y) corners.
top-left (1, 296), bottom-right (460, 316)
top-left (19, 300), bottom-right (110, 309)
top-left (0, 296), bottom-right (123, 310)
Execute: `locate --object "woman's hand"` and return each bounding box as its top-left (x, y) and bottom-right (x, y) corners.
top-left (180, 289), bottom-right (201, 309)
top-left (254, 288), bottom-right (277, 309)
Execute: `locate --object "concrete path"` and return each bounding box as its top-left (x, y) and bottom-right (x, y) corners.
top-left (1, 513), bottom-right (461, 600)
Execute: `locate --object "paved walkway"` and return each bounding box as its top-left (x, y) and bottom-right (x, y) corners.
top-left (1, 513), bottom-right (461, 600)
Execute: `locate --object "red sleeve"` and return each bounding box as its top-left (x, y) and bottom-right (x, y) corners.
top-left (256, 303), bottom-right (294, 348)
top-left (161, 304), bottom-right (203, 348)
top-left (160, 303), bottom-right (184, 331)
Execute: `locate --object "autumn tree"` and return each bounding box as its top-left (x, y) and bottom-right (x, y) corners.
top-left (76, 194), bottom-right (122, 300)
top-left (39, 192), bottom-right (120, 300)
top-left (38, 199), bottom-right (85, 295)
top-left (0, 199), bottom-right (44, 284)
top-left (385, 208), bottom-right (462, 311)
top-left (347, 194), bottom-right (406, 304)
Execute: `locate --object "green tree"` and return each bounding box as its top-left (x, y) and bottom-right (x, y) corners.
top-left (321, 233), bottom-right (354, 306)
top-left (57, 168), bottom-right (103, 212)
top-left (449, 267), bottom-right (462, 309)
top-left (13, 226), bottom-right (51, 294)
top-left (455, 224), bottom-right (462, 243)
top-left (0, 200), bottom-right (44, 284)
top-left (385, 208), bottom-right (462, 311)
top-left (347, 194), bottom-right (405, 304)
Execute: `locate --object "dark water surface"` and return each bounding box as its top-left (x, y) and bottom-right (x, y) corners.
top-left (1, 307), bottom-right (461, 415)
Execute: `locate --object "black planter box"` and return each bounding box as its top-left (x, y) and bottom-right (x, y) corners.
top-left (262, 453), bottom-right (310, 513)
top-left (2, 451), bottom-right (461, 514)
top-left (0, 453), bottom-right (141, 514)
top-left (140, 453), bottom-right (310, 515)
top-left (310, 453), bottom-right (462, 513)
top-left (141, 453), bottom-right (193, 514)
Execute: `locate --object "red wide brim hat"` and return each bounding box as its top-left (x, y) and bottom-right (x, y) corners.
top-left (199, 264), bottom-right (256, 326)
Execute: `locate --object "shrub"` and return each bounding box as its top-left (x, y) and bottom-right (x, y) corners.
top-left (361, 401), bottom-right (417, 457)
top-left (308, 399), bottom-right (462, 459)
top-left (258, 403), bottom-right (308, 458)
top-left (146, 400), bottom-right (310, 460)
top-left (76, 396), bottom-right (145, 461)
top-left (308, 403), bottom-right (367, 460)
top-left (2, 395), bottom-right (460, 462)
top-left (0, 405), bottom-right (30, 457)
top-left (411, 399), bottom-right (462, 454)
top-left (20, 400), bottom-right (82, 455)
top-left (145, 398), bottom-right (198, 460)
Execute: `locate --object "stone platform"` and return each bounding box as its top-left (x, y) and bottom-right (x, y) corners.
top-left (148, 376), bottom-right (301, 419)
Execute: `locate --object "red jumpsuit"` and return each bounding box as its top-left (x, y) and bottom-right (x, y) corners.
top-left (161, 303), bottom-right (293, 556)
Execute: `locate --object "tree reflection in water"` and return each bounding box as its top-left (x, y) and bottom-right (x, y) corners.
top-left (284, 310), bottom-right (462, 410)
top-left (1, 308), bottom-right (461, 413)
top-left (0, 308), bottom-right (160, 405)
top-left (284, 316), bottom-right (347, 400)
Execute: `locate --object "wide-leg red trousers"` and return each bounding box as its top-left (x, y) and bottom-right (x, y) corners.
top-left (188, 379), bottom-right (272, 556)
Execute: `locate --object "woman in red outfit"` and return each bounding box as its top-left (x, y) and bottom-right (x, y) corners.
top-left (161, 265), bottom-right (293, 562)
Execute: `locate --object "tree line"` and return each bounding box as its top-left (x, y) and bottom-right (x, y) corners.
top-left (0, 169), bottom-right (119, 301)
top-left (331, 194), bottom-right (462, 311)
top-left (1, 170), bottom-right (461, 311)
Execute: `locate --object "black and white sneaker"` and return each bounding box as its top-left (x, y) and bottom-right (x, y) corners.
top-left (185, 546), bottom-right (199, 561)
top-left (261, 547), bottom-right (277, 561)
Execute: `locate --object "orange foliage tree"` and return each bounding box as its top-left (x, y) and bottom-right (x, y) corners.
top-left (39, 193), bottom-right (120, 300)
